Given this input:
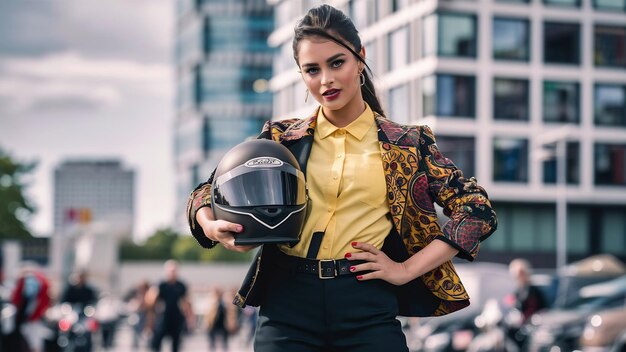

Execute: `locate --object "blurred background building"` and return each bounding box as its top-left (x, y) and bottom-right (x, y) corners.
top-left (50, 159), bottom-right (134, 292)
top-left (54, 160), bottom-right (134, 235)
top-left (174, 0), bottom-right (275, 229)
top-left (267, 0), bottom-right (626, 268)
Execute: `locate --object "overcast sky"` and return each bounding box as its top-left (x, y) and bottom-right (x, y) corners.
top-left (0, 1), bottom-right (176, 241)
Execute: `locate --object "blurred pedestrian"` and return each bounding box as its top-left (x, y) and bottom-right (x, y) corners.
top-left (204, 286), bottom-right (239, 352)
top-left (94, 291), bottom-right (123, 350)
top-left (148, 260), bottom-right (192, 352)
top-left (509, 258), bottom-right (548, 323)
top-left (61, 269), bottom-right (98, 310)
top-left (8, 262), bottom-right (51, 352)
top-left (187, 4), bottom-right (497, 351)
top-left (126, 280), bottom-right (151, 348)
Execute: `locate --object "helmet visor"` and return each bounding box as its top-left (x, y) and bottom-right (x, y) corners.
top-left (213, 166), bottom-right (306, 207)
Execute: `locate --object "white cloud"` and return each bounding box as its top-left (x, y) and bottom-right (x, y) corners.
top-left (0, 52), bottom-right (171, 114)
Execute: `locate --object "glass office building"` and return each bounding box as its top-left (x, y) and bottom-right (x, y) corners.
top-left (269, 0), bottom-right (626, 267)
top-left (174, 0), bottom-right (274, 227)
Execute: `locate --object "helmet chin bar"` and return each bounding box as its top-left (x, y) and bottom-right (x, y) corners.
top-left (213, 203), bottom-right (307, 230)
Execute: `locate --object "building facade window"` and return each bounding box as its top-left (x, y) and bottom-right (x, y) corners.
top-left (197, 66), bottom-right (272, 105)
top-left (493, 138), bottom-right (529, 182)
top-left (601, 209), bottom-right (626, 255)
top-left (544, 0), bottom-right (580, 7)
top-left (543, 141), bottom-right (581, 184)
top-left (493, 78), bottom-right (529, 121)
top-left (436, 136), bottom-right (476, 178)
top-left (350, 0), bottom-right (378, 29)
top-left (365, 40), bottom-right (377, 75)
top-left (387, 25), bottom-right (410, 71)
top-left (595, 143), bottom-right (626, 185)
top-left (594, 25), bottom-right (626, 68)
top-left (203, 117), bottom-right (265, 150)
top-left (424, 13), bottom-right (477, 58)
top-left (482, 203), bottom-right (556, 252)
top-left (274, 42), bottom-right (293, 75)
top-left (593, 0), bottom-right (626, 12)
top-left (543, 81), bottom-right (580, 124)
top-left (388, 84), bottom-right (410, 124)
top-left (422, 74), bottom-right (476, 118)
top-left (595, 84), bottom-right (626, 127)
top-left (493, 18), bottom-right (530, 61)
top-left (544, 22), bottom-right (580, 65)
top-left (392, 0), bottom-right (412, 12)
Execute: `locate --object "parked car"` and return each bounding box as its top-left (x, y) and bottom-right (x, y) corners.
top-left (579, 289), bottom-right (626, 351)
top-left (525, 275), bottom-right (626, 352)
top-left (407, 262), bottom-right (516, 352)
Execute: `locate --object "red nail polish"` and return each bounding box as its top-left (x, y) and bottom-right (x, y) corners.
top-left (345, 253), bottom-right (351, 258)
top-left (351, 242), bottom-right (358, 247)
top-left (356, 275), bottom-right (363, 280)
top-left (349, 266), bottom-right (355, 272)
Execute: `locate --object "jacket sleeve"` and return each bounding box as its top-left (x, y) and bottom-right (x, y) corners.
top-left (418, 125), bottom-right (498, 261)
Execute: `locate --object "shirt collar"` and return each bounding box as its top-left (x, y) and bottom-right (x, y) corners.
top-left (316, 103), bottom-right (375, 141)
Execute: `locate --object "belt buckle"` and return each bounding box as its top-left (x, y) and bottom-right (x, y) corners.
top-left (318, 259), bottom-right (336, 279)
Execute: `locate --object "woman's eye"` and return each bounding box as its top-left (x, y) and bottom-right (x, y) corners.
top-left (331, 60), bottom-right (344, 68)
top-left (305, 67), bottom-right (319, 75)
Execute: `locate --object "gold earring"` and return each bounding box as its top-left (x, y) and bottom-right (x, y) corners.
top-left (305, 89), bottom-right (309, 103)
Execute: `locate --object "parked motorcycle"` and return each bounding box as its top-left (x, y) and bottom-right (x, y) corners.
top-left (45, 303), bottom-right (98, 352)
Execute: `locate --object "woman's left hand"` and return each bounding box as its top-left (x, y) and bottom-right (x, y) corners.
top-left (345, 242), bottom-right (414, 286)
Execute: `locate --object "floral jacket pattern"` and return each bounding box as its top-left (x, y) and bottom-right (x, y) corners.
top-left (187, 108), bottom-right (497, 317)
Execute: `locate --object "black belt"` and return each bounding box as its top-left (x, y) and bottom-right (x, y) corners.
top-left (277, 252), bottom-right (357, 279)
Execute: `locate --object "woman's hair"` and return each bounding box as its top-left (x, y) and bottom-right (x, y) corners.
top-left (292, 4), bottom-right (385, 117)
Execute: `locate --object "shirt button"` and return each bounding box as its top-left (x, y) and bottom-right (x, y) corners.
top-left (333, 175), bottom-right (338, 180)
top-left (327, 207), bottom-right (332, 212)
top-left (337, 154), bottom-right (343, 159)
top-left (338, 129), bottom-right (345, 135)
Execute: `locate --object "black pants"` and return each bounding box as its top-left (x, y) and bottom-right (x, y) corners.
top-left (151, 325), bottom-right (182, 352)
top-left (254, 257), bottom-right (408, 352)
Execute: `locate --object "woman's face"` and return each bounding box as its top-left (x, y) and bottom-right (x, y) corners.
top-left (297, 36), bottom-right (364, 120)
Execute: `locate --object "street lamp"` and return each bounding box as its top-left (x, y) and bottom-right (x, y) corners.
top-left (535, 126), bottom-right (574, 271)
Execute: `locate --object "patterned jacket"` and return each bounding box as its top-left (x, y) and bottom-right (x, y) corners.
top-left (187, 108), bottom-right (497, 317)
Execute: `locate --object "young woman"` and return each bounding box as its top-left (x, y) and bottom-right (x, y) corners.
top-left (187, 4), bottom-right (497, 351)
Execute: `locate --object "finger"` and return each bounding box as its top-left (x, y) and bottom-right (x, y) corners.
top-left (349, 262), bottom-right (378, 273)
top-left (214, 230), bottom-right (236, 243)
top-left (217, 221), bottom-right (243, 234)
top-left (351, 241), bottom-right (380, 254)
top-left (356, 271), bottom-right (379, 281)
top-left (346, 251), bottom-right (377, 262)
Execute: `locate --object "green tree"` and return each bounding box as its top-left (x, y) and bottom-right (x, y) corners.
top-left (119, 226), bottom-right (254, 263)
top-left (119, 227), bottom-right (179, 261)
top-left (199, 244), bottom-right (254, 262)
top-left (172, 236), bottom-right (202, 261)
top-left (0, 148), bottom-right (36, 239)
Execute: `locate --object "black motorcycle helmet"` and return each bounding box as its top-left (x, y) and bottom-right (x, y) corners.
top-left (211, 139), bottom-right (308, 245)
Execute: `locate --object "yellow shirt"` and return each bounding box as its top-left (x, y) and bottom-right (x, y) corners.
top-left (280, 104), bottom-right (392, 259)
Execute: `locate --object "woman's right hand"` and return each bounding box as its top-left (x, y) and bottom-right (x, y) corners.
top-left (196, 207), bottom-right (258, 252)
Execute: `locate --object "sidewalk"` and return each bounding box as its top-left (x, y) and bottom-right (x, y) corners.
top-left (105, 323), bottom-right (254, 352)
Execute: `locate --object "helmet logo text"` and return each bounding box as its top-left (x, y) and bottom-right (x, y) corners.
top-left (245, 157), bottom-right (283, 168)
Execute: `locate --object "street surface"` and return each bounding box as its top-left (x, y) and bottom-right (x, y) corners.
top-left (103, 323), bottom-right (254, 352)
